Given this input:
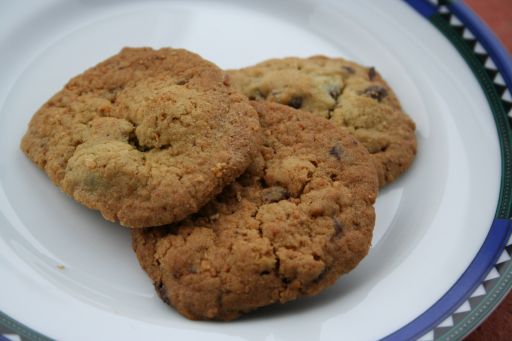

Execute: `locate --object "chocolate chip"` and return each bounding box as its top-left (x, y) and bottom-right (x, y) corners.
top-left (368, 67), bottom-right (377, 80)
top-left (342, 66), bottom-right (355, 74)
top-left (261, 186), bottom-right (289, 203)
top-left (333, 218), bottom-right (343, 236)
top-left (328, 86), bottom-right (341, 100)
top-left (288, 96), bottom-right (303, 109)
top-left (237, 172), bottom-right (254, 186)
top-left (155, 282), bottom-right (171, 305)
top-left (361, 85), bottom-right (388, 102)
top-left (380, 143), bottom-right (390, 152)
top-left (176, 79), bottom-right (188, 85)
top-left (329, 143), bottom-right (343, 160)
top-left (274, 257), bottom-right (280, 273)
top-left (313, 267), bottom-right (329, 283)
top-left (128, 133), bottom-right (151, 152)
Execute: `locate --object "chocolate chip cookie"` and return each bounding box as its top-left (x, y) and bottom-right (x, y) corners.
top-left (132, 102), bottom-right (378, 320)
top-left (21, 47), bottom-right (260, 228)
top-left (228, 56), bottom-right (417, 186)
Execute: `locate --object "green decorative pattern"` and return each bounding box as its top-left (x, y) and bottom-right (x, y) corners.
top-left (0, 310), bottom-right (53, 341)
top-left (430, 14), bottom-right (512, 220)
top-left (414, 4), bottom-right (512, 340)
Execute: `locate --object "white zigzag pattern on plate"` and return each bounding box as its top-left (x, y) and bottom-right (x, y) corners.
top-left (454, 300), bottom-right (471, 314)
top-left (502, 89), bottom-right (512, 103)
top-left (470, 284), bottom-right (487, 298)
top-left (439, 5), bottom-right (449, 14)
top-left (463, 28), bottom-right (475, 40)
top-left (495, 73), bottom-right (506, 86)
top-left (424, 6), bottom-right (512, 340)
top-left (485, 57), bottom-right (497, 70)
top-left (417, 330), bottom-right (434, 341)
top-left (437, 316), bottom-right (454, 328)
top-left (449, 15), bottom-right (463, 27)
top-left (474, 41), bottom-right (486, 54)
top-left (497, 249), bottom-right (511, 264)
top-left (485, 267), bottom-right (500, 281)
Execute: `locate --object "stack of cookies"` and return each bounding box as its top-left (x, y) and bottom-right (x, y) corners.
top-left (20, 47), bottom-right (416, 320)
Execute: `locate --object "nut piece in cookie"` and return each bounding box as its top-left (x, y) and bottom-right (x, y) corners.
top-left (132, 102), bottom-right (378, 320)
top-left (20, 47), bottom-right (260, 227)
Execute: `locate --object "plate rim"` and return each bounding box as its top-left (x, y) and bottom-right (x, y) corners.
top-left (1, 0), bottom-right (512, 340)
top-left (384, 0), bottom-right (512, 340)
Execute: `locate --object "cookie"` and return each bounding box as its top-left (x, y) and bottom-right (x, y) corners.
top-left (21, 47), bottom-right (260, 228)
top-left (228, 56), bottom-right (417, 186)
top-left (132, 102), bottom-right (378, 320)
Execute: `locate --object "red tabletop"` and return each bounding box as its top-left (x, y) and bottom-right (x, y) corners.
top-left (463, 1), bottom-right (511, 339)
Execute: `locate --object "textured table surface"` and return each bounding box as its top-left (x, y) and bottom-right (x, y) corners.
top-left (464, 1), bottom-right (511, 340)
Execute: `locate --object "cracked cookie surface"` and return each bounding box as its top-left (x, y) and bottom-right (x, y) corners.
top-left (228, 56), bottom-right (417, 186)
top-left (132, 102), bottom-right (378, 320)
top-left (21, 47), bottom-right (260, 228)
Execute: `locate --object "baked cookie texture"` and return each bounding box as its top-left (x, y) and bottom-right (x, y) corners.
top-left (21, 47), bottom-right (260, 228)
top-left (228, 56), bottom-right (417, 187)
top-left (132, 102), bottom-right (378, 320)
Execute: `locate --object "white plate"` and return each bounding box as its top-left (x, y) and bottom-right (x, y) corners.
top-left (1, 1), bottom-right (511, 340)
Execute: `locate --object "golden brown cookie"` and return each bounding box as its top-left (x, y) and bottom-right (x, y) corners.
top-left (228, 56), bottom-right (417, 186)
top-left (21, 47), bottom-right (260, 228)
top-left (132, 102), bottom-right (378, 320)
